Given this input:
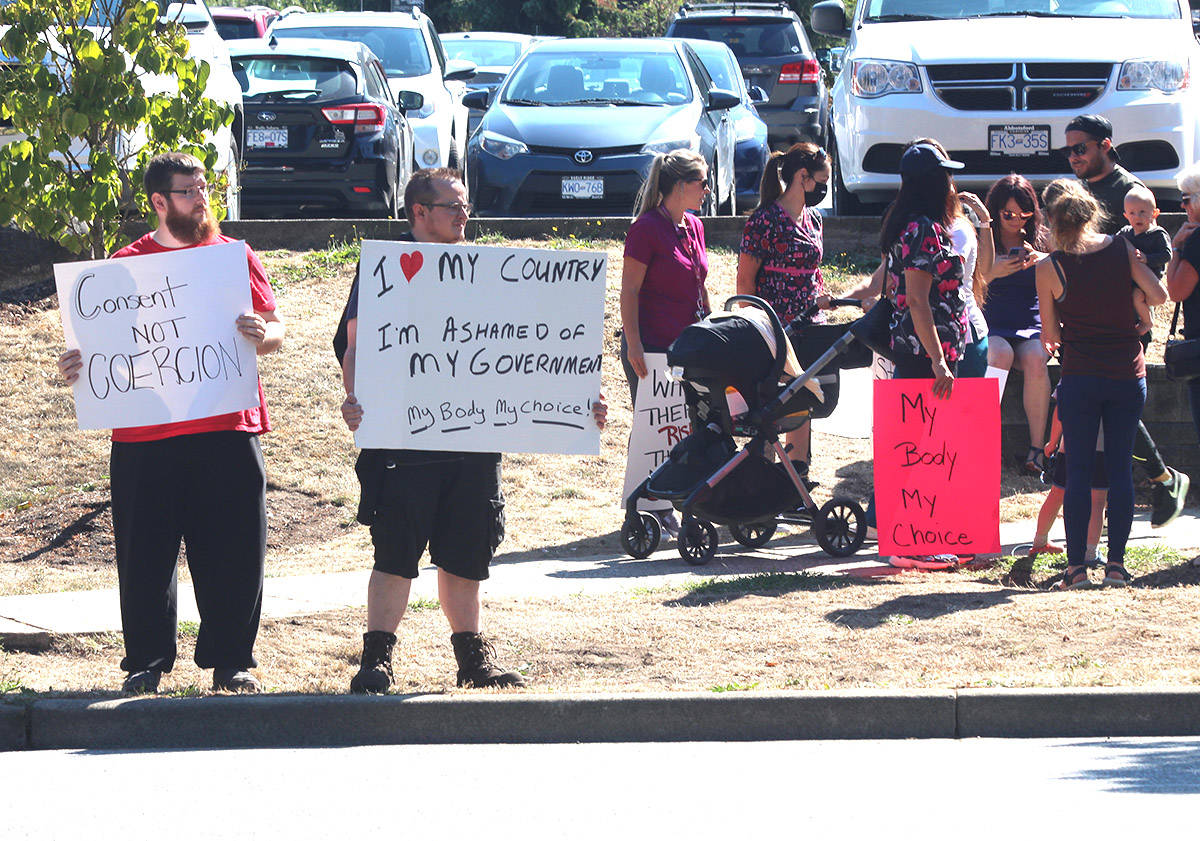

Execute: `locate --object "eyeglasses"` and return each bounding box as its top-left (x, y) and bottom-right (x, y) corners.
top-left (1182, 194), bottom-right (1195, 205)
top-left (1000, 209), bottom-right (1034, 221)
top-left (424, 201), bottom-right (472, 215)
top-left (1061, 140), bottom-right (1098, 158)
top-left (166, 185), bottom-right (212, 201)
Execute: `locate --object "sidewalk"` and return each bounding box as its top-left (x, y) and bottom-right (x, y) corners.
top-left (2, 509), bottom-right (1196, 649)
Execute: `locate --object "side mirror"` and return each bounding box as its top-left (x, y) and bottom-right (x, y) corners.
top-left (747, 85), bottom-right (768, 104)
top-left (396, 90), bottom-right (424, 113)
top-left (811, 0), bottom-right (850, 39)
top-left (444, 59), bottom-right (476, 82)
top-left (706, 89), bottom-right (741, 112)
top-left (461, 89), bottom-right (489, 111)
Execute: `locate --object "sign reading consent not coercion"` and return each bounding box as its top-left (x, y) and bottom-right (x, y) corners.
top-left (873, 378), bottom-right (1001, 556)
top-left (353, 240), bottom-right (606, 454)
top-left (54, 241), bottom-right (259, 431)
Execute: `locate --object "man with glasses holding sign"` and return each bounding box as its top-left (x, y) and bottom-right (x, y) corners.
top-left (56, 153), bottom-right (285, 695)
top-left (1062, 115), bottom-right (1190, 528)
top-left (334, 168), bottom-right (608, 694)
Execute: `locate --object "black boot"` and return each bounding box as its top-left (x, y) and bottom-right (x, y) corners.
top-left (450, 632), bottom-right (526, 688)
top-left (350, 631), bottom-right (396, 694)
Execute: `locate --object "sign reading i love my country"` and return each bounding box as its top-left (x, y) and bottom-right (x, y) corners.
top-left (353, 240), bottom-right (607, 454)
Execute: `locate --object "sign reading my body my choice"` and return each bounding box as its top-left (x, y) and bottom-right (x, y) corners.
top-left (54, 241), bottom-right (259, 430)
top-left (354, 240), bottom-right (607, 454)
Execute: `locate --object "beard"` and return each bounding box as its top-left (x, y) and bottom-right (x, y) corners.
top-left (164, 203), bottom-right (220, 244)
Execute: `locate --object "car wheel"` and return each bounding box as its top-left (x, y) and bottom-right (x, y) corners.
top-left (223, 139), bottom-right (241, 222)
top-left (718, 165), bottom-right (735, 216)
top-left (702, 167), bottom-right (717, 216)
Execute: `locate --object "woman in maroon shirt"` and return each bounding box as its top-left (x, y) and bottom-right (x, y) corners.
top-left (620, 149), bottom-right (712, 404)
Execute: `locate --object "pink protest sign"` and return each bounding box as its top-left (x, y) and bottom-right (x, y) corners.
top-left (873, 378), bottom-right (1000, 556)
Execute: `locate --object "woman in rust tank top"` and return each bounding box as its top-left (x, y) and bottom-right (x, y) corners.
top-left (1035, 180), bottom-right (1167, 590)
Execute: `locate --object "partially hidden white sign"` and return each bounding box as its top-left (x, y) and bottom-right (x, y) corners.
top-left (621, 354), bottom-right (689, 507)
top-left (54, 240), bottom-right (259, 431)
top-left (353, 240), bottom-right (606, 454)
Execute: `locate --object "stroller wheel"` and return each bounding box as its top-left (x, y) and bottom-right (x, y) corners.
top-left (620, 513), bottom-right (662, 559)
top-left (730, 521), bottom-right (777, 549)
top-left (678, 517), bottom-right (718, 565)
top-left (815, 498), bottom-right (866, 558)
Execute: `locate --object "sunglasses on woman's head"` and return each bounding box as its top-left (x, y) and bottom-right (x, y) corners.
top-left (1000, 209), bottom-right (1033, 221)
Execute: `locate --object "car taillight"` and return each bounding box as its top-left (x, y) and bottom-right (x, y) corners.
top-left (321, 104), bottom-right (386, 134)
top-left (779, 60), bottom-right (820, 85)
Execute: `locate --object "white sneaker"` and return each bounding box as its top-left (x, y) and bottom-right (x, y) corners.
top-left (656, 510), bottom-right (681, 540)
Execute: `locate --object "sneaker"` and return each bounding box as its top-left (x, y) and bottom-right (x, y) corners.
top-left (450, 632), bottom-right (526, 688)
top-left (656, 510), bottom-right (681, 540)
top-left (1151, 468), bottom-right (1190, 529)
top-left (349, 630), bottom-right (396, 694)
top-left (211, 669), bottom-right (261, 694)
top-left (122, 669), bottom-right (162, 695)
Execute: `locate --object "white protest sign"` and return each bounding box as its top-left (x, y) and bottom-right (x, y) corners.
top-left (54, 241), bottom-right (258, 431)
top-left (621, 354), bottom-right (689, 508)
top-left (353, 240), bottom-right (606, 454)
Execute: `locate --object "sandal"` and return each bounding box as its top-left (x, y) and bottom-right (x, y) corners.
top-left (1023, 447), bottom-right (1045, 476)
top-left (1052, 565), bottom-right (1091, 591)
top-left (1103, 563), bottom-right (1132, 588)
top-left (1027, 540), bottom-right (1066, 557)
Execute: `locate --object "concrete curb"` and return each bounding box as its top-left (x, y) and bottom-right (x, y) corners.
top-left (6, 688), bottom-right (1200, 751)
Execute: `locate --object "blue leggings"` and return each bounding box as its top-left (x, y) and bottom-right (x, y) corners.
top-left (1055, 374), bottom-right (1146, 568)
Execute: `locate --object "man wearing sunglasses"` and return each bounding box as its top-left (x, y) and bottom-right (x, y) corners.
top-left (1061, 117), bottom-right (1191, 528)
top-left (333, 168), bottom-right (608, 694)
top-left (1063, 114), bottom-right (1144, 235)
top-left (56, 152), bottom-right (286, 695)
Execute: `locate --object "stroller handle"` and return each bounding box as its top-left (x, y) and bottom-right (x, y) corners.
top-left (800, 298), bottom-right (865, 321)
top-left (724, 294), bottom-right (789, 389)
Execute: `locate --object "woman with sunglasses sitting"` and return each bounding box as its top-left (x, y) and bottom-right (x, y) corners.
top-left (982, 174), bottom-right (1053, 475)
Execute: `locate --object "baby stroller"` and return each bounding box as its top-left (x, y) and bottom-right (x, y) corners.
top-left (620, 295), bottom-right (877, 565)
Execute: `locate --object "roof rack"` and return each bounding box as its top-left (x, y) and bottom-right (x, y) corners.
top-left (676, 2), bottom-right (792, 17)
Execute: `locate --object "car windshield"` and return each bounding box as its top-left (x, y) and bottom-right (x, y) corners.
top-left (690, 45), bottom-right (745, 96)
top-left (503, 52), bottom-right (693, 105)
top-left (273, 26), bottom-right (431, 77)
top-left (669, 19), bottom-right (803, 58)
top-left (233, 55), bottom-right (358, 101)
top-left (861, 0), bottom-right (1182, 21)
top-left (444, 39), bottom-right (523, 67)
top-left (215, 19), bottom-right (259, 40)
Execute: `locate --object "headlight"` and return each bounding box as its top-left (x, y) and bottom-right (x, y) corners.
top-left (421, 148), bottom-right (440, 166)
top-left (640, 137), bottom-right (699, 155)
top-left (479, 130), bottom-right (528, 160)
top-left (850, 60), bottom-right (922, 98)
top-left (1117, 59), bottom-right (1188, 92)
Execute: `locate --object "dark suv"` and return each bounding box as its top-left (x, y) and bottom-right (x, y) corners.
top-left (666, 2), bottom-right (827, 150)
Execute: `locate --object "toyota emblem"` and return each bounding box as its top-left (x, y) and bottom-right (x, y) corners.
top-left (257, 111), bottom-right (277, 122)
top-left (574, 150), bottom-right (593, 165)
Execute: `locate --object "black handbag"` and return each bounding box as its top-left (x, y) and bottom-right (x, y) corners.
top-left (1164, 302), bottom-right (1200, 382)
top-left (848, 296), bottom-right (896, 362)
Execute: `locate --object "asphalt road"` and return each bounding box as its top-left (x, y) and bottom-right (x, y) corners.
top-left (4, 738), bottom-right (1199, 838)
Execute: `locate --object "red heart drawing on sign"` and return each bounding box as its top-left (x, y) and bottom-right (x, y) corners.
top-left (399, 251), bottom-right (423, 282)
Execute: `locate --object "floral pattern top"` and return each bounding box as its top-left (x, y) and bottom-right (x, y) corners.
top-left (884, 216), bottom-right (968, 362)
top-left (739, 202), bottom-right (826, 325)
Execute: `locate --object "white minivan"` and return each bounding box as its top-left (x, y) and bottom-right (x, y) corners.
top-left (812, 0), bottom-right (1200, 213)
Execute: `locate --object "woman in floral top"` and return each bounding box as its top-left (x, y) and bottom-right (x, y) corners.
top-left (736, 142), bottom-right (831, 466)
top-left (881, 143), bottom-right (969, 395)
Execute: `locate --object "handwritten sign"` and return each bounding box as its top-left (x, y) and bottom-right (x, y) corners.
top-left (353, 240), bottom-right (606, 454)
top-left (621, 354), bottom-right (689, 507)
top-left (53, 241), bottom-right (258, 430)
top-left (873, 378), bottom-right (1000, 555)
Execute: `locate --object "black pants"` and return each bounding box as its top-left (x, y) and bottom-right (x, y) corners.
top-left (110, 431), bottom-right (266, 673)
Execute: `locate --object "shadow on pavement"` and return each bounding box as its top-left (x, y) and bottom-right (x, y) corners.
top-left (1061, 739), bottom-right (1200, 794)
top-left (825, 588), bottom-right (1038, 629)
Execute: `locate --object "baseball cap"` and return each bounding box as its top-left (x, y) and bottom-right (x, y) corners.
top-left (1065, 114), bottom-right (1120, 162)
top-left (899, 143), bottom-right (965, 177)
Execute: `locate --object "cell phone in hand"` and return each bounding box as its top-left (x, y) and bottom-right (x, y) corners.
top-left (1007, 246), bottom-right (1025, 259)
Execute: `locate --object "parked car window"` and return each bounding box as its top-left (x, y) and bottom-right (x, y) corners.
top-left (861, 0), bottom-right (1181, 20)
top-left (684, 49), bottom-right (714, 93)
top-left (275, 26), bottom-right (432, 77)
top-left (214, 19), bottom-right (259, 40)
top-left (445, 40), bottom-right (524, 67)
top-left (233, 56), bottom-right (358, 102)
top-left (667, 20), bottom-right (802, 58)
top-left (695, 46), bottom-right (741, 95)
top-left (504, 52), bottom-right (693, 104)
top-left (426, 22), bottom-right (447, 74)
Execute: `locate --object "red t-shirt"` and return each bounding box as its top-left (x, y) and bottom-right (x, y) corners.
top-left (107, 233), bottom-right (276, 443)
top-left (624, 209), bottom-right (709, 348)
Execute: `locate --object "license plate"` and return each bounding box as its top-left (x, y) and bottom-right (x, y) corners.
top-left (988, 124), bottom-right (1050, 156)
top-left (247, 127), bottom-right (289, 149)
top-left (562, 176), bottom-right (604, 200)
